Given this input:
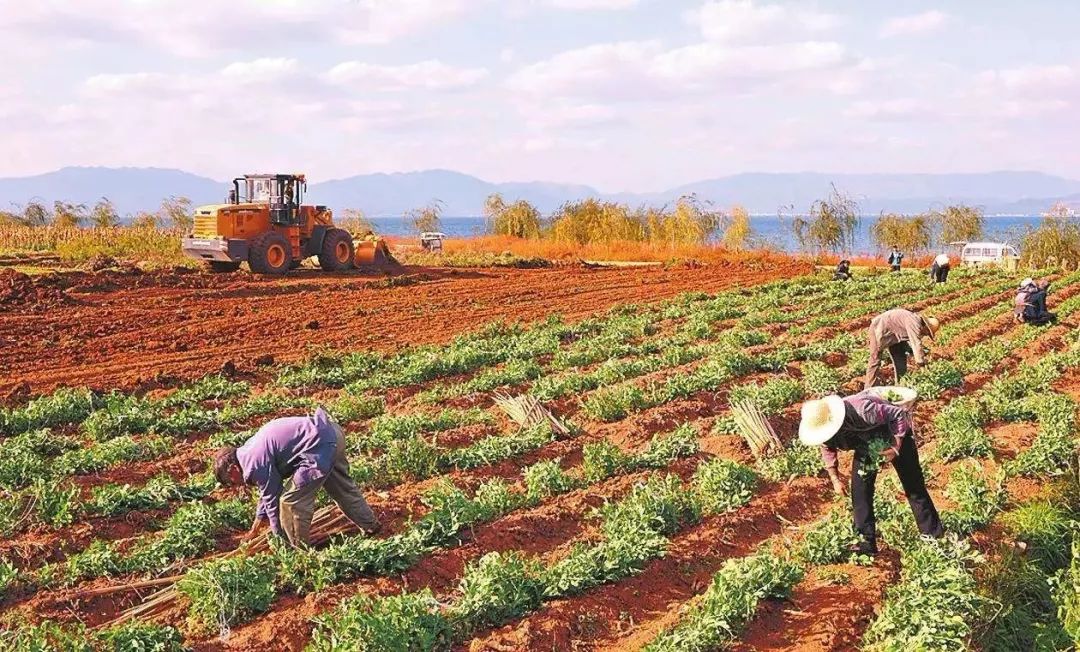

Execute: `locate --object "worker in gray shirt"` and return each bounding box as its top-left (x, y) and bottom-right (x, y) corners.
top-left (864, 308), bottom-right (940, 389)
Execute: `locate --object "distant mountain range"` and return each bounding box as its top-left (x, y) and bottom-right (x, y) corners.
top-left (2, 167), bottom-right (1079, 218)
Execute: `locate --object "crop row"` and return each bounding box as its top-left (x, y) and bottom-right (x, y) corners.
top-left (863, 341), bottom-right (1080, 649)
top-left (170, 424), bottom-right (706, 634)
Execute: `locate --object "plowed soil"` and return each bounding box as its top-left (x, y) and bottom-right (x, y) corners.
top-left (0, 260), bottom-right (809, 396)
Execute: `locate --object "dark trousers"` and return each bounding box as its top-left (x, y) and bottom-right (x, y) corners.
top-left (932, 263), bottom-right (950, 283)
top-left (887, 343), bottom-right (910, 382)
top-left (851, 432), bottom-right (943, 547)
top-left (891, 264), bottom-right (901, 272)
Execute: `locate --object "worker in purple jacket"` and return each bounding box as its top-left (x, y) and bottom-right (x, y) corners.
top-left (798, 392), bottom-right (943, 554)
top-left (213, 407), bottom-right (380, 547)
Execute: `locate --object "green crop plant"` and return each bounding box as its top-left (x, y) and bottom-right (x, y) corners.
top-left (0, 429), bottom-right (80, 489)
top-left (864, 537), bottom-right (987, 650)
top-left (0, 616), bottom-right (186, 651)
top-left (636, 424), bottom-right (700, 467)
top-left (178, 554), bottom-right (277, 635)
top-left (81, 393), bottom-right (157, 441)
top-left (794, 509), bottom-right (862, 566)
top-left (56, 435), bottom-right (172, 477)
top-left (364, 408), bottom-right (494, 451)
top-left (523, 459), bottom-right (577, 500)
top-left (448, 551), bottom-right (545, 635)
top-left (757, 443), bottom-right (822, 482)
top-left (933, 397), bottom-right (992, 461)
top-left (308, 589), bottom-right (452, 652)
top-left (800, 361), bottom-right (842, 396)
top-left (89, 473), bottom-right (216, 516)
top-left (159, 374), bottom-right (248, 408)
top-left (31, 479), bottom-right (78, 528)
top-left (541, 534), bottom-right (668, 598)
top-left (95, 621), bottom-right (187, 651)
top-left (644, 552), bottom-right (803, 652)
top-left (1008, 393), bottom-right (1078, 477)
top-left (581, 384), bottom-right (649, 422)
top-left (581, 440), bottom-right (632, 482)
top-left (942, 462), bottom-right (1005, 535)
top-left (691, 459), bottom-right (757, 515)
top-left (420, 358), bottom-right (545, 403)
top-left (900, 359), bottom-right (964, 399)
top-left (599, 474), bottom-right (700, 539)
top-left (446, 425), bottom-right (554, 470)
top-left (728, 377), bottom-right (806, 416)
top-left (0, 387), bottom-right (97, 437)
top-left (325, 394), bottom-right (384, 424)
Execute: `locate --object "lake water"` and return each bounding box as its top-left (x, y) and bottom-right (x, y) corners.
top-left (371, 215), bottom-right (1044, 254)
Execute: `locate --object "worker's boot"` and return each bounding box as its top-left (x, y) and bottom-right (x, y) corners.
top-left (848, 540), bottom-right (878, 556)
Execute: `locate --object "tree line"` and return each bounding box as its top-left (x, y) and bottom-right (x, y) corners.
top-left (0, 197), bottom-right (194, 230)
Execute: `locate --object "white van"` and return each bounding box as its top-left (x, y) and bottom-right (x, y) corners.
top-left (960, 241), bottom-right (1020, 268)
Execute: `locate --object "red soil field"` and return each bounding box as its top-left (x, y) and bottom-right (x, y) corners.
top-left (0, 260), bottom-right (810, 398)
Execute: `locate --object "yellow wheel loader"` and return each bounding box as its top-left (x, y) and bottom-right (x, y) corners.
top-left (180, 173), bottom-right (394, 274)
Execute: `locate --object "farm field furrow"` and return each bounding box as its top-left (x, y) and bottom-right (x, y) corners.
top-left (3, 265), bottom-right (1080, 652)
top-left (0, 261), bottom-right (808, 395)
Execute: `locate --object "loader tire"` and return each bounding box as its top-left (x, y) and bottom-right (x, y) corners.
top-left (249, 232), bottom-right (292, 275)
top-left (206, 261), bottom-right (241, 273)
top-left (319, 228), bottom-right (355, 272)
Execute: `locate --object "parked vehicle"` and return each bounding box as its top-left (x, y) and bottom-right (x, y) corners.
top-left (959, 241), bottom-right (1020, 269)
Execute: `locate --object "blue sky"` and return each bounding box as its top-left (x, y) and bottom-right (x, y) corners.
top-left (4, 0), bottom-right (1079, 192)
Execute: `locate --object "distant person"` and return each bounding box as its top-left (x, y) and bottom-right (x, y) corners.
top-left (1016, 278), bottom-right (1055, 325)
top-left (834, 259), bottom-right (852, 281)
top-left (929, 253), bottom-right (951, 283)
top-left (284, 181), bottom-right (295, 207)
top-left (213, 407), bottom-right (381, 548)
top-left (864, 308), bottom-right (940, 389)
top-left (227, 188), bottom-right (237, 204)
top-left (888, 248), bottom-right (904, 272)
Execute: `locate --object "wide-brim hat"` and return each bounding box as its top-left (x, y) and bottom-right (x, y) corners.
top-left (798, 395), bottom-right (846, 446)
top-left (923, 315), bottom-right (940, 339)
top-left (1020, 277), bottom-right (1035, 289)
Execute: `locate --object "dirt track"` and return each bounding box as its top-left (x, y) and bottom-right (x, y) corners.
top-left (0, 260), bottom-right (809, 396)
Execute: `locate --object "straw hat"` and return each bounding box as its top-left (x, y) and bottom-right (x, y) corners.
top-left (1020, 277), bottom-right (1035, 289)
top-left (922, 315), bottom-right (940, 339)
top-left (798, 395), bottom-right (846, 446)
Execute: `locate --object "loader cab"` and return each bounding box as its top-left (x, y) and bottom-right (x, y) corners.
top-left (230, 174), bottom-right (307, 226)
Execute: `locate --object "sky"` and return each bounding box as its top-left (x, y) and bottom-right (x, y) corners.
top-left (4, 0), bottom-right (1080, 192)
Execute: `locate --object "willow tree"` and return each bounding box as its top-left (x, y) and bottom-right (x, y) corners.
top-left (484, 193), bottom-right (541, 239)
top-left (406, 199), bottom-right (445, 234)
top-left (53, 201), bottom-right (88, 228)
top-left (90, 198), bottom-right (120, 228)
top-left (548, 198), bottom-right (643, 245)
top-left (722, 205), bottom-right (753, 251)
top-left (645, 194), bottom-right (724, 247)
top-left (792, 186), bottom-right (860, 254)
top-left (870, 213), bottom-right (932, 254)
top-left (1021, 202), bottom-right (1080, 269)
top-left (933, 204), bottom-right (984, 244)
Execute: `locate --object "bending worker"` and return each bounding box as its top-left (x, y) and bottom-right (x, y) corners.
top-left (864, 308), bottom-right (940, 389)
top-left (799, 392), bottom-right (944, 554)
top-left (214, 407), bottom-right (380, 547)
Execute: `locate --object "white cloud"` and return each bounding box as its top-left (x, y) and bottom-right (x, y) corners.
top-left (880, 10), bottom-right (950, 38)
top-left (974, 64), bottom-right (1076, 95)
top-left (0, 0), bottom-right (486, 57)
top-left (688, 0), bottom-right (839, 43)
top-left (546, 0), bottom-right (638, 8)
top-left (325, 60), bottom-right (489, 91)
top-left (844, 98), bottom-right (941, 121)
top-left (508, 38), bottom-right (855, 100)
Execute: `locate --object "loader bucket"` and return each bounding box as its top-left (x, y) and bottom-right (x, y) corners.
top-left (354, 239), bottom-right (398, 268)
